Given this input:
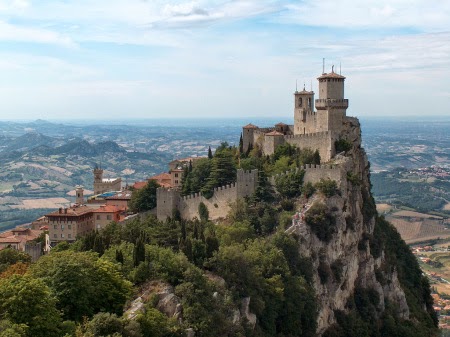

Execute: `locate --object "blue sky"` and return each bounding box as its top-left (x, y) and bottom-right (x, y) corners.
top-left (0, 0), bottom-right (449, 120)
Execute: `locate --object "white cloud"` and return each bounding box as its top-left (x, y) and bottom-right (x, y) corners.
top-left (279, 0), bottom-right (450, 31)
top-left (0, 20), bottom-right (77, 48)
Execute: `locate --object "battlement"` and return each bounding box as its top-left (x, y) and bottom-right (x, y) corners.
top-left (315, 98), bottom-right (348, 110)
top-left (284, 131), bottom-right (331, 140)
top-left (269, 163), bottom-right (344, 191)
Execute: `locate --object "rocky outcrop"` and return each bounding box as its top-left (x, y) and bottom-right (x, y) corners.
top-left (288, 117), bottom-right (410, 334)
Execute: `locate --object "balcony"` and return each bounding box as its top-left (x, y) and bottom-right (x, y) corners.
top-left (315, 99), bottom-right (349, 110)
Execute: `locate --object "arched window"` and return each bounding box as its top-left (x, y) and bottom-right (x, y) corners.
top-left (298, 97), bottom-right (302, 107)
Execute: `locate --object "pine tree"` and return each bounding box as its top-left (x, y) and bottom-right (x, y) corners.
top-left (115, 249), bottom-right (124, 264)
top-left (208, 146), bottom-right (213, 159)
top-left (133, 236), bottom-right (146, 267)
top-left (239, 133), bottom-right (244, 154)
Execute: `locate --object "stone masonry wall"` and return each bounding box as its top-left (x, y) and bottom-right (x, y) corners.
top-left (284, 131), bottom-right (335, 162)
top-left (269, 164), bottom-right (345, 191)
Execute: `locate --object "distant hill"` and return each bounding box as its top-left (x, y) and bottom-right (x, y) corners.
top-left (5, 132), bottom-right (61, 152)
top-left (34, 140), bottom-right (126, 157)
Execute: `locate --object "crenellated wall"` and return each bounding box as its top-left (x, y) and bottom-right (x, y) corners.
top-left (284, 131), bottom-right (336, 162)
top-left (269, 163), bottom-right (345, 191)
top-left (156, 169), bottom-right (258, 221)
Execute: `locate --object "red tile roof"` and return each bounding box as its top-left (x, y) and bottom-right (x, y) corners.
top-left (133, 181), bottom-right (147, 190)
top-left (275, 122), bottom-right (288, 126)
top-left (93, 205), bottom-right (124, 213)
top-left (243, 123), bottom-right (258, 129)
top-left (46, 206), bottom-right (93, 217)
top-left (317, 71), bottom-right (346, 80)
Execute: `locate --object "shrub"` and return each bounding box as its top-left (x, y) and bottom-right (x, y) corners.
top-left (315, 179), bottom-right (338, 197)
top-left (305, 203), bottom-right (336, 242)
top-left (303, 182), bottom-right (316, 198)
top-left (335, 138), bottom-right (353, 153)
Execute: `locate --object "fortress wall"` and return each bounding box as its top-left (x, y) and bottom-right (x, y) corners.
top-left (179, 184), bottom-right (238, 220)
top-left (156, 188), bottom-right (180, 221)
top-left (236, 169), bottom-right (258, 198)
top-left (284, 131), bottom-right (335, 162)
top-left (270, 164), bottom-right (345, 191)
top-left (294, 109), bottom-right (317, 135)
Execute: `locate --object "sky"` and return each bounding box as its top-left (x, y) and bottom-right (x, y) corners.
top-left (0, 0), bottom-right (449, 120)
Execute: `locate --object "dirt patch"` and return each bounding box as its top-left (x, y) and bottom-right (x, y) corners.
top-left (10, 198), bottom-right (70, 209)
top-left (376, 203), bottom-right (392, 213)
top-left (393, 210), bottom-right (443, 219)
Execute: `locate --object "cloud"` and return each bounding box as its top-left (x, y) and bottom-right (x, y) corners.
top-left (278, 0), bottom-right (450, 31)
top-left (0, 20), bottom-right (77, 48)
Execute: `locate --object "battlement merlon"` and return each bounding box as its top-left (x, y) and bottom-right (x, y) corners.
top-left (315, 99), bottom-right (349, 110)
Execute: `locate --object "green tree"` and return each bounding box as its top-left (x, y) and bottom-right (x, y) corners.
top-left (0, 275), bottom-right (61, 337)
top-left (198, 202), bottom-right (209, 222)
top-left (133, 235), bottom-right (146, 267)
top-left (208, 146), bottom-right (213, 159)
top-left (0, 320), bottom-right (27, 337)
top-left (0, 248), bottom-right (31, 273)
top-left (31, 251), bottom-right (132, 321)
top-left (129, 180), bottom-right (160, 213)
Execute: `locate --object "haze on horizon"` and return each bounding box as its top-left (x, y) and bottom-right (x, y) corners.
top-left (0, 0), bottom-right (449, 121)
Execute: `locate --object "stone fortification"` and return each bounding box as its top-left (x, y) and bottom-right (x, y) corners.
top-left (242, 68), bottom-right (349, 161)
top-left (156, 169), bottom-right (258, 221)
top-left (270, 163), bottom-right (345, 190)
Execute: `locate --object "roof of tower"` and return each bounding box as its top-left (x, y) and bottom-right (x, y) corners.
top-left (295, 88), bottom-right (314, 95)
top-left (275, 122), bottom-right (288, 126)
top-left (317, 71), bottom-right (346, 80)
top-left (265, 131), bottom-right (284, 136)
top-left (243, 123), bottom-right (258, 129)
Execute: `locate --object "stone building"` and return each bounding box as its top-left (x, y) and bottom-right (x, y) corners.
top-left (46, 206), bottom-right (94, 244)
top-left (242, 67), bottom-right (349, 162)
top-left (92, 205), bottom-right (123, 230)
top-left (93, 165), bottom-right (122, 195)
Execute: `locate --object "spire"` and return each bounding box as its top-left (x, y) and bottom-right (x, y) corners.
top-left (303, 82), bottom-right (306, 91)
top-left (322, 58), bottom-right (325, 74)
top-left (296, 79), bottom-right (298, 92)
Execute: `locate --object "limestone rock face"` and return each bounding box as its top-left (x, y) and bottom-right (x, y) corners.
top-left (289, 118), bottom-right (409, 334)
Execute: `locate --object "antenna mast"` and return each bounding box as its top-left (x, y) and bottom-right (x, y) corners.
top-left (322, 58), bottom-right (325, 74)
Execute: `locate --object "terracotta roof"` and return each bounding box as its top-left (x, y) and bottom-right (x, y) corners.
top-left (265, 131), bottom-right (284, 136)
top-left (46, 206), bottom-right (93, 217)
top-left (93, 205), bottom-right (124, 213)
top-left (149, 172), bottom-right (173, 188)
top-left (296, 89), bottom-right (314, 94)
top-left (317, 71), bottom-right (346, 80)
top-left (243, 123), bottom-right (258, 129)
top-left (0, 237), bottom-right (21, 243)
top-left (133, 181), bottom-right (147, 190)
top-left (275, 122), bottom-right (288, 126)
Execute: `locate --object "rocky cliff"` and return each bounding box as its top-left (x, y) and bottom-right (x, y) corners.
top-left (288, 117), bottom-right (437, 336)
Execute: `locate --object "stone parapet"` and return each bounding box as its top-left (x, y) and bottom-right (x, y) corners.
top-left (315, 99), bottom-right (349, 110)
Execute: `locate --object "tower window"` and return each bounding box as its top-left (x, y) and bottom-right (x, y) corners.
top-left (298, 98), bottom-right (302, 106)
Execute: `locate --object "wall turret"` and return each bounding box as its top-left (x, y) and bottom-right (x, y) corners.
top-left (294, 85), bottom-right (316, 135)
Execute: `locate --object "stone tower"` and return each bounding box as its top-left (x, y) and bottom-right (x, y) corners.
top-left (315, 67), bottom-right (348, 133)
top-left (93, 165), bottom-right (104, 195)
top-left (293, 85), bottom-right (315, 135)
top-left (75, 186), bottom-right (84, 205)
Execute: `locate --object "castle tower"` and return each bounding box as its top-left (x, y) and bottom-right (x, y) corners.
top-left (93, 165), bottom-right (104, 195)
top-left (75, 186), bottom-right (84, 205)
top-left (293, 84), bottom-right (315, 135)
top-left (242, 123), bottom-right (258, 153)
top-left (315, 67), bottom-right (349, 133)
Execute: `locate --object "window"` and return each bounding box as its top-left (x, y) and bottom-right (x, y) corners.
top-left (175, 180), bottom-right (178, 184)
top-left (53, 234), bottom-right (57, 238)
top-left (96, 215), bottom-right (101, 220)
top-left (61, 234), bottom-right (65, 238)
top-left (107, 215), bottom-right (112, 220)
top-left (68, 225), bottom-right (71, 229)
top-left (175, 173), bottom-right (178, 177)
top-left (61, 225), bottom-right (64, 230)
top-left (54, 225), bottom-right (57, 229)
top-left (97, 224), bottom-right (101, 229)
top-left (68, 234), bottom-right (72, 238)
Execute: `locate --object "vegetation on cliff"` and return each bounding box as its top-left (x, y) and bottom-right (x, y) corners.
top-left (0, 143), bottom-right (439, 337)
